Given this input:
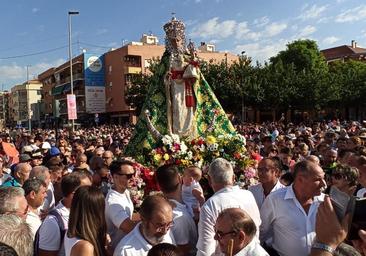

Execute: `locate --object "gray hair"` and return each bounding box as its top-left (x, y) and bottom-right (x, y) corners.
top-left (0, 187), bottom-right (24, 214)
top-left (22, 178), bottom-right (46, 196)
top-left (0, 215), bottom-right (33, 256)
top-left (293, 160), bottom-right (319, 179)
top-left (208, 158), bottom-right (234, 185)
top-left (30, 165), bottom-right (49, 183)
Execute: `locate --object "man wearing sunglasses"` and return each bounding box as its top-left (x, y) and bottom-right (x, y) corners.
top-left (105, 159), bottom-right (140, 251)
top-left (215, 208), bottom-right (268, 256)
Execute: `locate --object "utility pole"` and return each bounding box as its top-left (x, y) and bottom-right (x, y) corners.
top-left (68, 11), bottom-right (79, 133)
top-left (26, 65), bottom-right (32, 132)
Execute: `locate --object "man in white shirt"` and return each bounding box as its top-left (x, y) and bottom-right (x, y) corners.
top-left (105, 160), bottom-right (140, 250)
top-left (249, 157), bottom-right (285, 209)
top-left (196, 158), bottom-right (261, 256)
top-left (260, 160), bottom-right (326, 256)
top-left (215, 208), bottom-right (269, 256)
top-left (23, 177), bottom-right (47, 238)
top-left (155, 164), bottom-right (198, 256)
top-left (114, 195), bottom-right (175, 256)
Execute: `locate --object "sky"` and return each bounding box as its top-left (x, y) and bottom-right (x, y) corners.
top-left (1, 0), bottom-right (366, 90)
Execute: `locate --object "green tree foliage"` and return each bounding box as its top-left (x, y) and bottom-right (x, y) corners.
top-left (125, 40), bottom-right (366, 117)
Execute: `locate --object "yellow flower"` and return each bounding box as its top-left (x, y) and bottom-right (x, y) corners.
top-left (163, 153), bottom-right (170, 161)
top-left (154, 154), bottom-right (162, 162)
top-left (206, 135), bottom-right (216, 145)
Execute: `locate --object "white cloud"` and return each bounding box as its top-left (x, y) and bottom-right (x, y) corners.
top-left (0, 59), bottom-right (65, 84)
top-left (263, 22), bottom-right (287, 37)
top-left (335, 5), bottom-right (366, 23)
top-left (190, 18), bottom-right (286, 42)
top-left (235, 22), bottom-right (250, 39)
top-left (322, 36), bottom-right (340, 45)
top-left (233, 40), bottom-right (287, 63)
top-left (253, 16), bottom-right (269, 27)
top-left (299, 4), bottom-right (328, 20)
top-left (32, 7), bottom-right (39, 13)
top-left (296, 25), bottom-right (317, 38)
top-left (190, 17), bottom-right (237, 39)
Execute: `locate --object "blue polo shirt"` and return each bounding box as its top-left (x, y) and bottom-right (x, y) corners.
top-left (1, 177), bottom-right (21, 187)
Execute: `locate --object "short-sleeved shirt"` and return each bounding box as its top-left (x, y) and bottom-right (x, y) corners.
top-left (38, 201), bottom-right (69, 256)
top-left (170, 199), bottom-right (197, 256)
top-left (105, 189), bottom-right (134, 250)
top-left (113, 222), bottom-right (175, 256)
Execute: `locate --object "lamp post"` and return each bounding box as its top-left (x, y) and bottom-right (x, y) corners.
top-left (68, 11), bottom-right (79, 133)
top-left (26, 65), bottom-right (32, 132)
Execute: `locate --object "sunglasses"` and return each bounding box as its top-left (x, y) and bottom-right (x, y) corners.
top-left (114, 172), bottom-right (135, 179)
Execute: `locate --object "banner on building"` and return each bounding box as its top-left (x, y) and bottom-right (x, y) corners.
top-left (67, 94), bottom-right (77, 120)
top-left (84, 53), bottom-right (105, 113)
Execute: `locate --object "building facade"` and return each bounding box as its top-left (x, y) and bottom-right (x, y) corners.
top-left (0, 91), bottom-right (10, 128)
top-left (9, 80), bottom-right (42, 128)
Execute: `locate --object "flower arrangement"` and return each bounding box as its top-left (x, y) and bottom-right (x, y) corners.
top-left (149, 133), bottom-right (253, 171)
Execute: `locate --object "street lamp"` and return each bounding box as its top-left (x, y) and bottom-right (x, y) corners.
top-left (68, 11), bottom-right (79, 132)
top-left (26, 65), bottom-right (32, 132)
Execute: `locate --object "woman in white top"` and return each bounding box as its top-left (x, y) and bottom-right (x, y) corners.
top-left (64, 186), bottom-right (109, 256)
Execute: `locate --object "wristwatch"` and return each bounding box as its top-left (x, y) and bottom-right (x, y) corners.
top-left (312, 242), bottom-right (335, 255)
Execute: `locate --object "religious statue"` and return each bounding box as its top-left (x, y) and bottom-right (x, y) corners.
top-left (125, 15), bottom-right (236, 162)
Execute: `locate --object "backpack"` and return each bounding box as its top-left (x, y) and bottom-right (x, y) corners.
top-left (34, 209), bottom-right (67, 256)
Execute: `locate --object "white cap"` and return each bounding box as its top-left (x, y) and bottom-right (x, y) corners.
top-left (41, 142), bottom-right (51, 149)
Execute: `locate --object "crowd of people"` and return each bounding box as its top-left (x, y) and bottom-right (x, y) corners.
top-left (0, 120), bottom-right (365, 255)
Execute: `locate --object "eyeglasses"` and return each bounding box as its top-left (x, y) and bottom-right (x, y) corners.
top-left (150, 221), bottom-right (174, 232)
top-left (114, 172), bottom-right (135, 179)
top-left (214, 230), bottom-right (237, 240)
top-left (103, 156), bottom-right (112, 160)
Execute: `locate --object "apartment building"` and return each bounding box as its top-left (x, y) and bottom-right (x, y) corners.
top-left (9, 80), bottom-right (42, 127)
top-left (0, 91), bottom-right (10, 128)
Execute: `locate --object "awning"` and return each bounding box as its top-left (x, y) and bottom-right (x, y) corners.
top-left (52, 85), bottom-right (64, 96)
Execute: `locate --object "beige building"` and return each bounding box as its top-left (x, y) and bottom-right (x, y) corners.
top-left (9, 80), bottom-right (42, 127)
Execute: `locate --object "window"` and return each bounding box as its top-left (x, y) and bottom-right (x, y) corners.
top-left (109, 65), bottom-right (112, 74)
top-left (109, 82), bottom-right (113, 87)
top-left (37, 90), bottom-right (41, 95)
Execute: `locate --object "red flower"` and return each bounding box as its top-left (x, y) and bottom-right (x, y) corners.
top-left (173, 143), bottom-right (181, 151)
top-left (197, 138), bottom-right (204, 146)
top-left (234, 152), bottom-right (241, 159)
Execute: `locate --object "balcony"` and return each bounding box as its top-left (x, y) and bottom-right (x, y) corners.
top-left (55, 73), bottom-right (84, 86)
top-left (124, 66), bottom-right (142, 74)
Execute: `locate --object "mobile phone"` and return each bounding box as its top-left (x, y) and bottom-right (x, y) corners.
top-left (348, 197), bottom-right (366, 240)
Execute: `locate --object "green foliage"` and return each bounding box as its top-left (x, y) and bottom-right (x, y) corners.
top-left (125, 40), bottom-right (366, 117)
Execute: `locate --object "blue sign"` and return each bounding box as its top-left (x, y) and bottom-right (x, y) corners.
top-left (84, 53), bottom-right (105, 87)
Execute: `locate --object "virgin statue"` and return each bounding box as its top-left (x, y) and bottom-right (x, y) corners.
top-left (125, 16), bottom-right (236, 161)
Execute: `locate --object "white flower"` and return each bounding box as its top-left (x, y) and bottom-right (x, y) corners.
top-left (230, 161), bottom-right (237, 168)
top-left (180, 143), bottom-right (188, 153)
top-left (200, 145), bottom-right (206, 152)
top-left (171, 134), bottom-right (180, 143)
top-left (186, 151), bottom-right (193, 160)
top-left (162, 135), bottom-right (173, 145)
